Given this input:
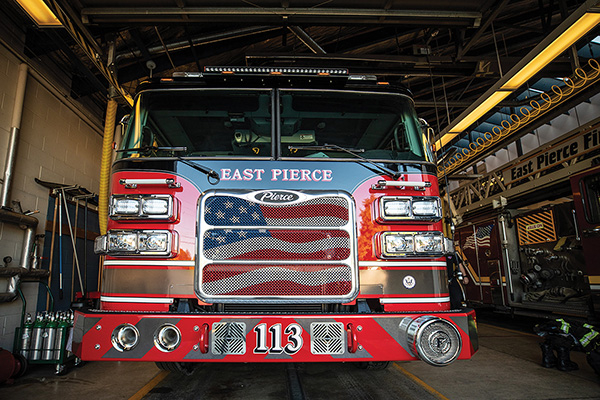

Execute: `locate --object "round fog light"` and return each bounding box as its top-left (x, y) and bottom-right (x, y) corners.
top-left (403, 316), bottom-right (462, 366)
top-left (154, 324), bottom-right (181, 352)
top-left (111, 324), bottom-right (140, 352)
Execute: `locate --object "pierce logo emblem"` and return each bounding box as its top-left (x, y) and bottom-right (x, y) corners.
top-left (253, 190), bottom-right (300, 204)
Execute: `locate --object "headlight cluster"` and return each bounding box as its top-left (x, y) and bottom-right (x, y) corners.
top-left (94, 230), bottom-right (176, 256)
top-left (381, 232), bottom-right (445, 257)
top-left (110, 195), bottom-right (174, 220)
top-left (379, 196), bottom-right (441, 221)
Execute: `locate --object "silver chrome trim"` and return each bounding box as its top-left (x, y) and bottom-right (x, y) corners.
top-left (100, 296), bottom-right (174, 304)
top-left (359, 261), bottom-right (446, 267)
top-left (103, 260), bottom-right (195, 266)
top-left (380, 296), bottom-right (450, 304)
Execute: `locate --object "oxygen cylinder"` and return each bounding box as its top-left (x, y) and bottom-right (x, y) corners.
top-left (30, 313), bottom-right (45, 361)
top-left (42, 314), bottom-right (58, 360)
top-left (54, 313), bottom-right (70, 360)
top-left (20, 313), bottom-right (34, 359)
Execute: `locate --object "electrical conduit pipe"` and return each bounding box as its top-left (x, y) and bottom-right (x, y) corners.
top-left (0, 63), bottom-right (38, 271)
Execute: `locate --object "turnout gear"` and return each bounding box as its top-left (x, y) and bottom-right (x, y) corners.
top-left (534, 318), bottom-right (600, 375)
top-left (539, 341), bottom-right (557, 368)
top-left (556, 346), bottom-right (578, 371)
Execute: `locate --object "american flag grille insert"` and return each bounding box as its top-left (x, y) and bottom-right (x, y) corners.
top-left (204, 229), bottom-right (351, 261)
top-left (204, 195), bottom-right (349, 227)
top-left (211, 322), bottom-right (246, 355)
top-left (202, 264), bottom-right (353, 296)
top-left (311, 322), bottom-right (345, 355)
top-left (197, 190), bottom-right (358, 303)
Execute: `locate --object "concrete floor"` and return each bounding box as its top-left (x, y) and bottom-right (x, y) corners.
top-left (1, 321), bottom-right (598, 400)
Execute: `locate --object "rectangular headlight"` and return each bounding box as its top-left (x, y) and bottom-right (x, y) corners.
top-left (110, 195), bottom-right (174, 220)
top-left (414, 233), bottom-right (444, 253)
top-left (108, 231), bottom-right (137, 252)
top-left (412, 199), bottom-right (439, 216)
top-left (382, 233), bottom-right (414, 255)
top-left (138, 231), bottom-right (169, 252)
top-left (381, 231), bottom-right (444, 257)
top-left (95, 230), bottom-right (176, 256)
top-left (112, 198), bottom-right (140, 215)
top-left (382, 198), bottom-right (411, 217)
top-left (379, 196), bottom-right (441, 221)
top-left (142, 198), bottom-right (170, 215)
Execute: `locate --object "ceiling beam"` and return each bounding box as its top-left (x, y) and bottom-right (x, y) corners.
top-left (81, 7), bottom-right (482, 25)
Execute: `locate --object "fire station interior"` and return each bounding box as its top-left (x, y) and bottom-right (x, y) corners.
top-left (1, 0), bottom-right (600, 398)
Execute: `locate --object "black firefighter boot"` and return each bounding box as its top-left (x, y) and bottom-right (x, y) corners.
top-left (539, 341), bottom-right (557, 368)
top-left (556, 346), bottom-right (578, 371)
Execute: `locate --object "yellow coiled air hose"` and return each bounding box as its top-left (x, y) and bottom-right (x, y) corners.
top-left (98, 99), bottom-right (118, 235)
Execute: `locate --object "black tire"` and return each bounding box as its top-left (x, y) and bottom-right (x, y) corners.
top-left (155, 361), bottom-right (195, 376)
top-left (12, 353), bottom-right (28, 377)
top-left (354, 361), bottom-right (390, 370)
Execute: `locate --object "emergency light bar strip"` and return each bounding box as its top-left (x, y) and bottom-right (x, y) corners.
top-left (204, 66), bottom-right (348, 75)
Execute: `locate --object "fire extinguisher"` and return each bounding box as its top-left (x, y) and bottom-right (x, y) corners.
top-left (20, 314), bottom-right (33, 359)
top-left (30, 313), bottom-right (45, 361)
top-left (42, 314), bottom-right (58, 361)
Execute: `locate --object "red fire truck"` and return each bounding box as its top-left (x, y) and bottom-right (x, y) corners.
top-left (455, 130), bottom-right (600, 323)
top-left (72, 67), bottom-right (478, 373)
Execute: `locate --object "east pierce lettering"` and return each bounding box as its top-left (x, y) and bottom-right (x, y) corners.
top-left (220, 168), bottom-right (333, 182)
top-left (504, 126), bottom-right (600, 183)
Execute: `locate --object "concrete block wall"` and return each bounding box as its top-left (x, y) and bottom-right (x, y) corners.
top-left (0, 43), bottom-right (104, 350)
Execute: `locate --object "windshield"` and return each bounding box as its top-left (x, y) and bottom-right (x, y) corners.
top-left (118, 88), bottom-right (426, 162)
top-left (280, 90), bottom-right (424, 160)
top-left (119, 89), bottom-right (272, 159)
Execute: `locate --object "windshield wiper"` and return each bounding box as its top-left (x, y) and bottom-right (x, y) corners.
top-left (288, 143), bottom-right (401, 180)
top-left (117, 146), bottom-right (220, 185)
top-left (117, 145), bottom-right (188, 154)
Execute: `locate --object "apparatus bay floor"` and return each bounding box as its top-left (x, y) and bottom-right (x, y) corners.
top-left (1, 321), bottom-right (598, 400)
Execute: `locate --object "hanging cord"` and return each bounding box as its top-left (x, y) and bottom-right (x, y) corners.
top-left (491, 22), bottom-right (503, 78)
top-left (427, 56), bottom-right (442, 136)
top-left (441, 76), bottom-right (451, 127)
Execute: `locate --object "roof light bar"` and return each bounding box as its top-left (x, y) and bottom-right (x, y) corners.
top-left (203, 66), bottom-right (348, 75)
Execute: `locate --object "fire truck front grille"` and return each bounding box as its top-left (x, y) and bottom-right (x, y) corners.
top-left (197, 190), bottom-right (358, 303)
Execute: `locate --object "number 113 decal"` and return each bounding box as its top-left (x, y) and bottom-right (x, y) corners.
top-left (253, 323), bottom-right (303, 354)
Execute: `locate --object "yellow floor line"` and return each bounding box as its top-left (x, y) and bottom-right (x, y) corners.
top-left (478, 322), bottom-right (539, 338)
top-left (128, 370), bottom-right (170, 400)
top-left (392, 363), bottom-right (450, 400)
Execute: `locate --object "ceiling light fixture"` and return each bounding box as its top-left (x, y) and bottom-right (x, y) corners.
top-left (435, 1), bottom-right (600, 151)
top-left (15, 0), bottom-right (61, 27)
